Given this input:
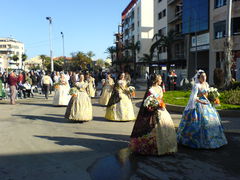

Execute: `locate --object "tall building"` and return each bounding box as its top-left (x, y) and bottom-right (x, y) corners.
top-left (209, 0), bottom-right (240, 83)
top-left (152, 0), bottom-right (168, 75)
top-left (167, 0), bottom-right (187, 80)
top-left (182, 0), bottom-right (210, 79)
top-left (0, 37), bottom-right (25, 70)
top-left (120, 0), bottom-right (154, 77)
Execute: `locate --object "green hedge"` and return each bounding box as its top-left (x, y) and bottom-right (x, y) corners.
top-left (164, 91), bottom-right (240, 110)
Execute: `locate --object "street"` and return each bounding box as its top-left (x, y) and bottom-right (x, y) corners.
top-left (0, 92), bottom-right (239, 180)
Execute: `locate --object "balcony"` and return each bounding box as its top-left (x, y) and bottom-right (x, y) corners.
top-left (168, 13), bottom-right (182, 24)
top-left (168, 0), bottom-right (178, 5)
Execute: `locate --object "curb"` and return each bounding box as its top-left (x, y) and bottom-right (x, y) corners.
top-left (166, 104), bottom-right (240, 118)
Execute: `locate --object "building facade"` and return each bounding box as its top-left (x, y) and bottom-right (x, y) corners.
top-left (167, 0), bottom-right (187, 82)
top-left (0, 37), bottom-right (25, 71)
top-left (152, 0), bottom-right (168, 76)
top-left (182, 0), bottom-right (210, 79)
top-left (209, 0), bottom-right (240, 83)
top-left (120, 0), bottom-right (154, 77)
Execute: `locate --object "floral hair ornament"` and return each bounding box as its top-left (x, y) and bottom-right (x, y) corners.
top-left (193, 69), bottom-right (205, 84)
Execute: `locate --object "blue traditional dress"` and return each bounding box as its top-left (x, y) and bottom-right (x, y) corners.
top-left (177, 82), bottom-right (227, 149)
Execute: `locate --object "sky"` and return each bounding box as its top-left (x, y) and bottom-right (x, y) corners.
top-left (0, 0), bottom-right (130, 60)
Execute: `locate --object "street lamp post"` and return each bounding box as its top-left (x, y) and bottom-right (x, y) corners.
top-left (60, 32), bottom-right (66, 70)
top-left (46, 17), bottom-right (54, 72)
top-left (224, 0), bottom-right (233, 86)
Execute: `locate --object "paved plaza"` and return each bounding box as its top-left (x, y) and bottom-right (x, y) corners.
top-left (0, 91), bottom-right (239, 180)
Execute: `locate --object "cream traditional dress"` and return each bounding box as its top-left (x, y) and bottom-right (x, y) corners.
top-left (53, 76), bottom-right (71, 106)
top-left (65, 81), bottom-right (92, 122)
top-left (86, 76), bottom-right (96, 97)
top-left (99, 78), bottom-right (114, 105)
top-left (105, 79), bottom-right (135, 121)
top-left (130, 86), bottom-right (177, 155)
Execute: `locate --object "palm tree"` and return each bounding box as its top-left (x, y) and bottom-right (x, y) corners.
top-left (125, 41), bottom-right (140, 81)
top-left (150, 30), bottom-right (177, 75)
top-left (21, 53), bottom-right (27, 70)
top-left (140, 53), bottom-right (153, 74)
top-left (12, 55), bottom-right (19, 69)
top-left (105, 46), bottom-right (116, 61)
top-left (39, 54), bottom-right (47, 70)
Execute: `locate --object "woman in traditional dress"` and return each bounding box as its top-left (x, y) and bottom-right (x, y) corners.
top-left (53, 73), bottom-right (71, 106)
top-left (85, 73), bottom-right (96, 98)
top-left (65, 74), bottom-right (92, 122)
top-left (99, 73), bottom-right (115, 105)
top-left (129, 74), bottom-right (177, 155)
top-left (105, 73), bottom-right (135, 121)
top-left (177, 70), bottom-right (227, 149)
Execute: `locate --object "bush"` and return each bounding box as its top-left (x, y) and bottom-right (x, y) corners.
top-left (214, 68), bottom-right (224, 89)
top-left (226, 81), bottom-right (240, 90)
top-left (220, 89), bottom-right (240, 105)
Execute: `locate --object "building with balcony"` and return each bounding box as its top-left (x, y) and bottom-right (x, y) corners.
top-left (152, 0), bottom-right (168, 76)
top-left (209, 0), bottom-right (240, 83)
top-left (167, 0), bottom-right (187, 80)
top-left (119, 0), bottom-right (154, 78)
top-left (0, 37), bottom-right (25, 71)
top-left (182, 0), bottom-right (210, 79)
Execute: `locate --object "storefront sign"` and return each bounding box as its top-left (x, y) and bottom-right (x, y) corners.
top-left (190, 45), bottom-right (210, 52)
top-left (192, 33), bottom-right (209, 47)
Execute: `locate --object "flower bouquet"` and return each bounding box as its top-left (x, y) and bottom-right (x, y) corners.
top-left (208, 87), bottom-right (220, 106)
top-left (129, 86), bottom-right (136, 98)
top-left (143, 95), bottom-right (160, 111)
top-left (69, 87), bottom-right (78, 97)
top-left (54, 82), bottom-right (60, 89)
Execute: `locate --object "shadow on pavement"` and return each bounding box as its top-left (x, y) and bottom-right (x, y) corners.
top-left (88, 132), bottom-right (240, 180)
top-left (19, 103), bottom-right (54, 107)
top-left (92, 116), bottom-right (109, 122)
top-left (75, 132), bottom-right (130, 142)
top-left (12, 114), bottom-right (68, 124)
top-left (34, 134), bottom-right (129, 152)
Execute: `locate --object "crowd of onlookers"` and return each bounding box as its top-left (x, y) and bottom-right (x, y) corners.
top-left (0, 70), bottom-right (120, 104)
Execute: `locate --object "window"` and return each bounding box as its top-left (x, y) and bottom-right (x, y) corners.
top-left (158, 12), bottom-right (162, 20)
top-left (163, 9), bottom-right (166, 17)
top-left (232, 17), bottom-right (240, 35)
top-left (215, 0), bottom-right (227, 8)
top-left (158, 0), bottom-right (162, 2)
top-left (214, 20), bottom-right (226, 39)
top-left (175, 23), bottom-right (182, 33)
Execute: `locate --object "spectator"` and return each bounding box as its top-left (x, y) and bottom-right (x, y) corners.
top-left (41, 72), bottom-right (53, 99)
top-left (8, 71), bottom-right (18, 104)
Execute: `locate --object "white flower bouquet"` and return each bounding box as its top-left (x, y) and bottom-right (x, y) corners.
top-left (143, 95), bottom-right (159, 111)
top-left (208, 87), bottom-right (220, 106)
top-left (128, 86), bottom-right (136, 97)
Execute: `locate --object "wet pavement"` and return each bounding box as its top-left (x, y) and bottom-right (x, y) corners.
top-left (88, 133), bottom-right (240, 180)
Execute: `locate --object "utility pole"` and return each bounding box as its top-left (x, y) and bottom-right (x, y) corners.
top-left (224, 0), bottom-right (233, 86)
top-left (46, 17), bottom-right (54, 72)
top-left (61, 32), bottom-right (66, 70)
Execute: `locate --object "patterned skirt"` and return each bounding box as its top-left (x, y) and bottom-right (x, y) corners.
top-left (177, 102), bottom-right (228, 149)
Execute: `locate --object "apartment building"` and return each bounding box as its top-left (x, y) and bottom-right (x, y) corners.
top-left (167, 0), bottom-right (187, 80)
top-left (0, 37), bottom-right (25, 70)
top-left (152, 0), bottom-right (168, 75)
top-left (209, 0), bottom-right (240, 83)
top-left (182, 0), bottom-right (210, 79)
top-left (120, 0), bottom-right (154, 77)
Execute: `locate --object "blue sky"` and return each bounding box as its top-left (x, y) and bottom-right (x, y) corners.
top-left (1, 0), bottom-right (130, 60)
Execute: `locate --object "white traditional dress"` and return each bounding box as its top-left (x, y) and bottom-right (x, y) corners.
top-left (53, 76), bottom-right (71, 106)
top-left (86, 76), bottom-right (96, 97)
top-left (99, 78), bottom-right (114, 105)
top-left (130, 86), bottom-right (177, 155)
top-left (65, 81), bottom-right (92, 122)
top-left (105, 79), bottom-right (135, 121)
